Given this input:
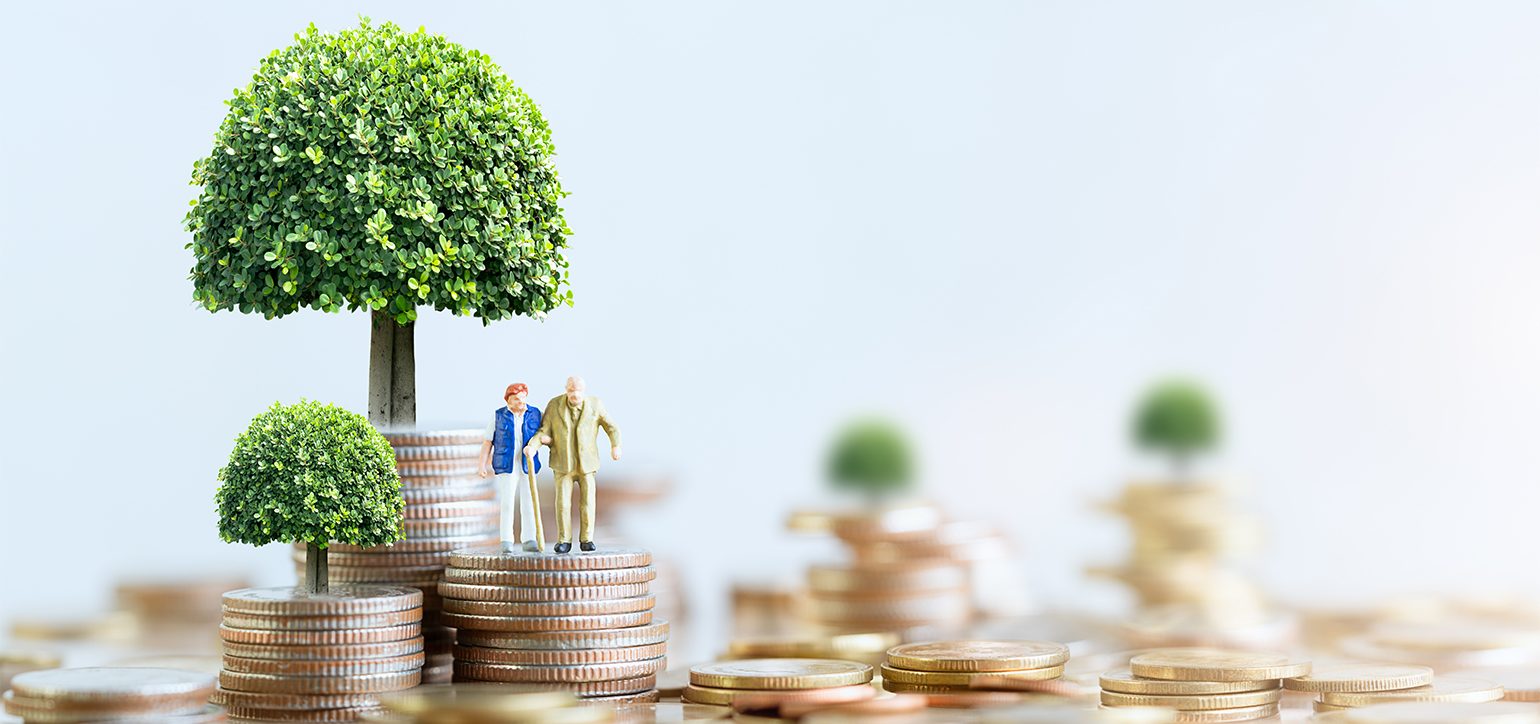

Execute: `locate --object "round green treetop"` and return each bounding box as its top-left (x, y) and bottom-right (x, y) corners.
top-left (1132, 379), bottom-right (1221, 463)
top-left (216, 400), bottom-right (403, 548)
top-left (184, 18), bottom-right (571, 326)
top-left (827, 419), bottom-right (913, 497)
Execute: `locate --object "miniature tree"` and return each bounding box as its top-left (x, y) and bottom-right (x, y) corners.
top-left (216, 400), bottom-right (403, 593)
top-left (827, 419), bottom-right (914, 501)
top-left (183, 19), bottom-right (573, 429)
top-left (1132, 379), bottom-right (1221, 476)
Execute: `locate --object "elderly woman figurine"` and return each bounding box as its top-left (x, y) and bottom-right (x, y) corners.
top-left (478, 383), bottom-right (544, 553)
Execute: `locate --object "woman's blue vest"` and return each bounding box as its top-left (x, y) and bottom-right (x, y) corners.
top-left (492, 406), bottom-right (543, 475)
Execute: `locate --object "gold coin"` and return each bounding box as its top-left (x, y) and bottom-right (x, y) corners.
top-left (1317, 702), bottom-right (1352, 712)
top-left (1099, 689), bottom-right (1281, 711)
top-left (439, 610), bottom-right (653, 632)
top-left (885, 641), bottom-right (1070, 673)
top-left (878, 664), bottom-right (1062, 687)
top-left (1168, 703), bottom-right (1278, 723)
top-left (442, 595), bottom-right (655, 617)
top-left (1129, 649), bottom-right (1311, 682)
top-left (1284, 663), bottom-right (1434, 693)
top-left (1342, 701), bottom-right (1540, 724)
top-left (218, 669), bottom-right (421, 694)
top-left (1100, 668), bottom-right (1278, 696)
top-left (680, 684), bottom-right (874, 708)
top-left (451, 657), bottom-right (667, 683)
top-left (1448, 669), bottom-right (1540, 703)
top-left (691, 660), bottom-right (873, 690)
top-left (451, 545), bottom-right (653, 571)
top-left (456, 620), bottom-right (670, 651)
top-left (1320, 677), bottom-right (1505, 707)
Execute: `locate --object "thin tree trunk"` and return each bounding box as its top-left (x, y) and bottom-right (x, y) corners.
top-left (368, 310), bottom-right (416, 429)
top-left (303, 542), bottom-right (329, 594)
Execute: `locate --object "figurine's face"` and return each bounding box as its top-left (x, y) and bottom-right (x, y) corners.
top-left (566, 385), bottom-right (585, 406)
top-left (506, 390), bottom-right (528, 409)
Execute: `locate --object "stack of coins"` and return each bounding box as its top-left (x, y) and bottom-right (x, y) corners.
top-left (879, 641), bottom-right (1069, 696)
top-left (1096, 648), bottom-right (1309, 722)
top-left (1283, 662), bottom-right (1436, 713)
top-left (1302, 675), bottom-right (1504, 712)
top-left (293, 428), bottom-right (498, 684)
top-left (4, 667), bottom-right (223, 723)
top-left (683, 659), bottom-right (874, 712)
top-left (441, 545), bottom-right (668, 701)
top-left (1448, 668), bottom-right (1540, 702)
top-left (213, 586), bottom-right (424, 722)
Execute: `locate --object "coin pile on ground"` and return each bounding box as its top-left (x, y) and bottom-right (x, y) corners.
top-left (213, 586), bottom-right (424, 722)
top-left (292, 428), bottom-right (497, 685)
top-left (1096, 648), bottom-right (1309, 722)
top-left (879, 641), bottom-right (1069, 698)
top-left (4, 666), bottom-right (223, 723)
top-left (441, 545), bottom-right (668, 701)
top-left (683, 659), bottom-right (875, 713)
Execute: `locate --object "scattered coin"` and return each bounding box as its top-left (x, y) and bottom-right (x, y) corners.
top-left (886, 641), bottom-right (1070, 673)
top-left (690, 660), bottom-right (874, 690)
top-left (1098, 689), bottom-right (1282, 711)
top-left (1129, 649), bottom-right (1311, 682)
top-left (879, 665), bottom-right (1063, 687)
top-left (1448, 668), bottom-right (1540, 702)
top-left (1284, 662), bottom-right (1434, 693)
top-left (1320, 676), bottom-right (1505, 707)
top-left (1100, 668), bottom-right (1277, 696)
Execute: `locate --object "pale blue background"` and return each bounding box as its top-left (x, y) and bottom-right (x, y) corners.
top-left (2, 2), bottom-right (1538, 640)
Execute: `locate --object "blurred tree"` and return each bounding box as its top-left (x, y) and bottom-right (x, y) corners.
top-left (1133, 379), bottom-right (1221, 475)
top-left (216, 400), bottom-right (403, 593)
top-left (828, 419), bottom-right (914, 501)
top-left (184, 18), bottom-right (572, 429)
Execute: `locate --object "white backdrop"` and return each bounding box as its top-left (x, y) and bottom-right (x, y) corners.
top-left (2, 2), bottom-right (1537, 640)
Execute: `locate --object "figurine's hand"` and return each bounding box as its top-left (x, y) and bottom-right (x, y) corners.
top-left (524, 443), bottom-right (540, 458)
top-left (611, 446), bottom-right (622, 461)
top-left (478, 464), bottom-right (490, 479)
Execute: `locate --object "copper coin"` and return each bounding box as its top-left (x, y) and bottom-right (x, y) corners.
top-left (457, 620), bottom-right (671, 650)
top-left (440, 611), bottom-right (654, 632)
top-left (404, 484), bottom-right (496, 504)
top-left (222, 653), bottom-right (425, 676)
top-left (405, 518), bottom-right (498, 539)
top-left (451, 658), bottom-right (666, 684)
top-left (11, 667), bottom-right (216, 704)
top-left (450, 545), bottom-right (652, 572)
top-left (221, 608), bottom-right (421, 631)
top-left (692, 660), bottom-right (874, 690)
top-left (454, 643), bottom-right (668, 666)
top-left (394, 444), bottom-right (483, 461)
top-left (222, 587), bottom-right (423, 617)
top-left (443, 595), bottom-right (655, 618)
top-left (396, 460), bottom-right (482, 477)
top-left (445, 567), bottom-right (658, 587)
top-left (314, 536), bottom-right (496, 554)
top-left (211, 689), bottom-right (384, 710)
top-left (220, 640), bottom-right (424, 662)
top-left (297, 551), bottom-right (452, 568)
top-left (383, 430), bottom-right (484, 447)
top-left (220, 623), bottom-right (422, 646)
top-left (404, 501), bottom-right (500, 519)
top-left (219, 670), bottom-right (421, 695)
top-left (227, 704), bottom-right (383, 721)
top-left (439, 582), bottom-right (651, 603)
top-left (310, 566), bottom-right (443, 584)
top-left (448, 672), bottom-right (658, 696)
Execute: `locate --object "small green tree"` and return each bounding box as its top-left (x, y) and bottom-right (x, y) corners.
top-left (184, 18), bottom-right (573, 429)
top-left (1132, 379), bottom-right (1221, 475)
top-left (217, 400), bottom-right (403, 593)
top-left (827, 419), bottom-right (913, 501)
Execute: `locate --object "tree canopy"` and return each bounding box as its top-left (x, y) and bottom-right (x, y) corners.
top-left (216, 400), bottom-right (403, 548)
top-left (184, 18), bottom-right (572, 326)
top-left (827, 419), bottom-right (913, 497)
top-left (1132, 379), bottom-right (1221, 463)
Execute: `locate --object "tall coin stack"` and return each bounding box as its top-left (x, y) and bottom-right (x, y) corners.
top-left (440, 545), bottom-right (669, 701)
top-left (213, 587), bottom-right (424, 722)
top-left (4, 667), bottom-right (222, 724)
top-left (294, 429), bottom-right (498, 684)
top-left (879, 641), bottom-right (1069, 696)
top-left (1097, 648), bottom-right (1308, 723)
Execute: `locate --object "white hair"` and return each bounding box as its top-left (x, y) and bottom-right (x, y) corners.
top-left (565, 376), bottom-right (586, 391)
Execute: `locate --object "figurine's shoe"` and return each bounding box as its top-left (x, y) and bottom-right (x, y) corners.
top-left (522, 540), bottom-right (540, 552)
top-left (580, 541), bottom-right (596, 552)
top-left (501, 540), bottom-right (517, 554)
top-left (554, 542), bottom-right (572, 553)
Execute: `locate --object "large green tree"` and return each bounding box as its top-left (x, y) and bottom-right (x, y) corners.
top-left (184, 19), bottom-right (572, 428)
top-left (217, 400), bottom-right (403, 593)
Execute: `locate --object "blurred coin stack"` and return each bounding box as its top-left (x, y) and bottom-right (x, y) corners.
top-left (1090, 482), bottom-right (1269, 630)
top-left (213, 586), bottom-right (424, 722)
top-left (1339, 620), bottom-right (1540, 671)
top-left (726, 633), bottom-right (900, 668)
top-left (293, 429), bottom-right (497, 684)
top-left (5, 667), bottom-right (223, 724)
top-left (441, 545), bottom-right (668, 701)
top-left (879, 641), bottom-right (1068, 696)
top-left (683, 659), bottom-right (874, 712)
top-left (117, 578), bottom-right (249, 649)
top-left (1097, 648), bottom-right (1308, 722)
top-left (365, 685), bottom-right (616, 724)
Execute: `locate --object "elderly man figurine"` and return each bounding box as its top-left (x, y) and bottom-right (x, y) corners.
top-left (479, 383), bottom-right (544, 553)
top-left (524, 376), bottom-right (622, 553)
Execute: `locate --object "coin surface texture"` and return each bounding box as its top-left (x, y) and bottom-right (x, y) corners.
top-left (220, 623), bottom-right (424, 647)
top-left (456, 621), bottom-right (671, 651)
top-left (1320, 677), bottom-right (1506, 707)
top-left (220, 608), bottom-right (422, 631)
top-left (878, 664), bottom-right (1063, 686)
top-left (222, 652), bottom-right (425, 676)
top-left (1285, 663), bottom-right (1434, 693)
top-left (681, 683), bottom-right (876, 708)
top-left (1447, 668), bottom-right (1540, 703)
top-left (451, 658), bottom-right (667, 683)
top-left (221, 586), bottom-right (423, 616)
top-left (1100, 668), bottom-right (1278, 696)
top-left (439, 582), bottom-right (651, 603)
top-left (445, 567), bottom-right (658, 587)
top-left (443, 595), bottom-right (655, 618)
top-left (454, 643), bottom-right (668, 665)
top-left (1340, 701), bottom-right (1540, 724)
top-left (886, 641), bottom-right (1071, 673)
top-left (211, 689), bottom-right (385, 710)
top-left (219, 669), bottom-right (421, 694)
top-left (1130, 649), bottom-right (1311, 682)
top-left (450, 545), bottom-right (653, 571)
top-left (690, 660), bottom-right (874, 690)
top-left (10, 667), bottom-right (216, 703)
top-left (1169, 703), bottom-right (1279, 723)
top-left (1099, 689), bottom-right (1282, 711)
top-left (440, 611), bottom-right (653, 632)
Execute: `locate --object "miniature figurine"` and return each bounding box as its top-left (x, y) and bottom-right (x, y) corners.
top-left (524, 377), bottom-right (622, 553)
top-left (480, 383), bottom-right (544, 553)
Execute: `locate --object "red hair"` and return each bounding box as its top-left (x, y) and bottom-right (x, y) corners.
top-left (505, 383), bottom-right (528, 400)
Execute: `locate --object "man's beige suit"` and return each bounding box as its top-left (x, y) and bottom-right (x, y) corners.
top-left (531, 394), bottom-right (622, 544)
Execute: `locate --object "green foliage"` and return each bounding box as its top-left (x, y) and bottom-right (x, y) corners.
top-left (1132, 379), bottom-right (1221, 463)
top-left (827, 419), bottom-right (913, 497)
top-left (184, 18), bottom-right (572, 326)
top-left (216, 400), bottom-right (403, 548)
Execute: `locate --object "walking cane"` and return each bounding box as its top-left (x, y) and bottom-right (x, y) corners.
top-left (525, 450), bottom-right (545, 552)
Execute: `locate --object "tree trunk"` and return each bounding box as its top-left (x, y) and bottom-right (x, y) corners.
top-left (368, 310), bottom-right (416, 429)
top-left (303, 542), bottom-right (329, 594)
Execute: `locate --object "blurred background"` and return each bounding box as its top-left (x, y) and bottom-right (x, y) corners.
top-left (1, 0), bottom-right (1538, 666)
